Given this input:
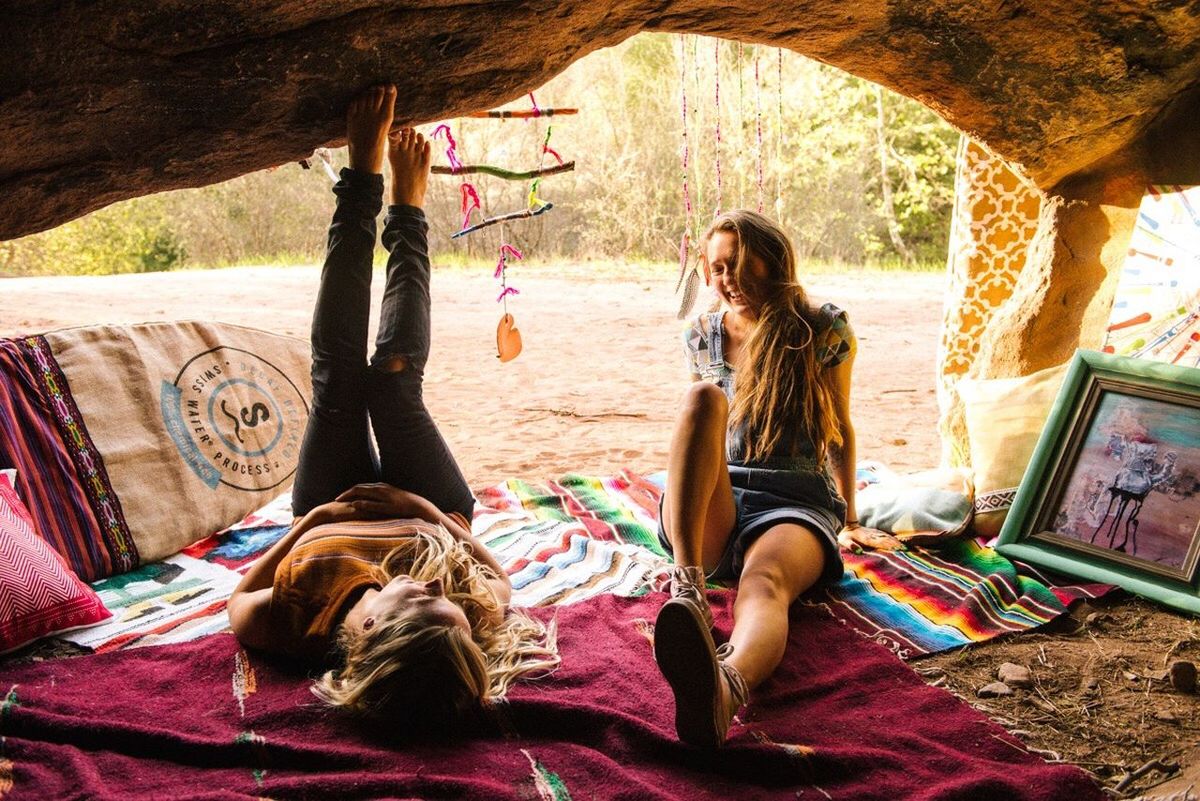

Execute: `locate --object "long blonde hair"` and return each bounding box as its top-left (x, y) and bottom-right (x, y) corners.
top-left (705, 210), bottom-right (844, 464)
top-left (312, 526), bottom-right (559, 721)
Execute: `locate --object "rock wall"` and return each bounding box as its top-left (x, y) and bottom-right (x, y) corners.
top-left (2, 1), bottom-right (1199, 239)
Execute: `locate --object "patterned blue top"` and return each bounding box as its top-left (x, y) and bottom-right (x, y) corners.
top-left (679, 302), bottom-right (856, 531)
top-left (682, 303), bottom-right (856, 399)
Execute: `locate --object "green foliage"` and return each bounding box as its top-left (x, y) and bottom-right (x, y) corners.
top-left (3, 197), bottom-right (187, 276)
top-left (2, 34), bottom-right (960, 276)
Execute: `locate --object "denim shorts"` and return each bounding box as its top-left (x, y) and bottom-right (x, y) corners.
top-left (657, 467), bottom-right (845, 585)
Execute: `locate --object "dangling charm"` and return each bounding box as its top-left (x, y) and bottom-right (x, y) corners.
top-left (496, 313), bottom-right (523, 362)
top-left (675, 231), bottom-right (700, 320)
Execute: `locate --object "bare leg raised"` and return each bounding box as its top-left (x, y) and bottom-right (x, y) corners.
top-left (661, 382), bottom-right (737, 571)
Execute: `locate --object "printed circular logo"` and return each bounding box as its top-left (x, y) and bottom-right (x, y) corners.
top-left (161, 346), bottom-right (309, 491)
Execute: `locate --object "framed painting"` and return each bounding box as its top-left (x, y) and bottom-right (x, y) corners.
top-left (997, 350), bottom-right (1200, 614)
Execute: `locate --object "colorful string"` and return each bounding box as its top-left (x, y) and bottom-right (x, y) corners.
top-left (714, 38), bottom-right (722, 217)
top-left (528, 93), bottom-right (552, 210)
top-left (528, 178), bottom-right (548, 209)
top-left (460, 183), bottom-right (481, 230)
top-left (495, 235), bottom-right (522, 310)
top-left (542, 126), bottom-right (564, 166)
top-left (755, 46), bottom-right (764, 214)
top-left (432, 124), bottom-right (463, 172)
top-left (680, 35), bottom-right (693, 232)
top-left (494, 243), bottom-right (523, 279)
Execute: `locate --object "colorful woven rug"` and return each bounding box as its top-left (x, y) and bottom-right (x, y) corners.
top-left (816, 538), bottom-right (1110, 660)
top-left (474, 470), bottom-right (672, 606)
top-left (59, 492), bottom-right (295, 652)
top-left (2, 594), bottom-right (1105, 801)
top-left (59, 469), bottom-right (1104, 658)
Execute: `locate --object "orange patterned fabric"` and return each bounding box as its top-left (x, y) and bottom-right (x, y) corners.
top-left (270, 517), bottom-right (444, 662)
top-left (936, 139), bottom-right (1043, 466)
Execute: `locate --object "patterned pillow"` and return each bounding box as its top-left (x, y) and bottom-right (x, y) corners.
top-left (0, 480), bottom-right (111, 653)
top-left (958, 363), bottom-right (1069, 538)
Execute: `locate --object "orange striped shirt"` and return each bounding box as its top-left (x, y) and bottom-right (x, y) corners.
top-left (269, 514), bottom-right (467, 662)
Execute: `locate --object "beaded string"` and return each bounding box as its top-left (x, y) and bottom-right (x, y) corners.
top-left (738, 40), bottom-right (745, 208)
top-left (714, 39), bottom-right (722, 218)
top-left (755, 45), bottom-right (764, 214)
top-left (680, 35), bottom-right (693, 244)
top-left (674, 34), bottom-right (701, 319)
top-left (776, 48), bottom-right (784, 216)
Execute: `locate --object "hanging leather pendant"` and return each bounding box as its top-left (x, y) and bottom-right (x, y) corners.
top-left (496, 313), bottom-right (523, 362)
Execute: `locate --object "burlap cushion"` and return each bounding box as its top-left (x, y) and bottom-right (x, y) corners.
top-left (958, 363), bottom-right (1068, 538)
top-left (46, 321), bottom-right (311, 567)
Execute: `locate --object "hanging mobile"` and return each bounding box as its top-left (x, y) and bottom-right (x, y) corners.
top-left (430, 92), bottom-right (575, 361)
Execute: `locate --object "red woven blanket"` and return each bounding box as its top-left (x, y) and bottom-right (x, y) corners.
top-left (1, 593), bottom-right (1101, 800)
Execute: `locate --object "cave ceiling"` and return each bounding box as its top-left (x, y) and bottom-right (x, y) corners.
top-left (2, 0), bottom-right (1198, 240)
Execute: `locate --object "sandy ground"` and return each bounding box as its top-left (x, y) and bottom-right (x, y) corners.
top-left (0, 264), bottom-right (945, 485)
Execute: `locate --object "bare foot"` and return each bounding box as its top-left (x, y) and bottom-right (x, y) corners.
top-left (387, 127), bottom-right (431, 208)
top-left (346, 85), bottom-right (396, 175)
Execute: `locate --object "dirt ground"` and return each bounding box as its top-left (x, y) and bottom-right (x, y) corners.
top-left (1, 264), bottom-right (1195, 798)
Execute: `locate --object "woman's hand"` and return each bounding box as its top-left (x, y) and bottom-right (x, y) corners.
top-left (335, 483), bottom-right (436, 521)
top-left (317, 500), bottom-right (369, 524)
top-left (838, 522), bottom-right (905, 553)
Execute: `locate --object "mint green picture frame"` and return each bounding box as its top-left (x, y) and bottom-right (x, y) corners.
top-left (997, 349), bottom-right (1200, 615)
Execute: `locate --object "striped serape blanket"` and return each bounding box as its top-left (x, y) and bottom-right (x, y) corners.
top-left (57, 469), bottom-right (1104, 658)
top-left (818, 538), bottom-right (1109, 660)
top-left (478, 470), bottom-right (1109, 659)
top-left (474, 470), bottom-right (673, 606)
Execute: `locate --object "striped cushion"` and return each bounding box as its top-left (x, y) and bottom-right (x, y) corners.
top-left (0, 336), bottom-right (136, 581)
top-left (0, 480), bottom-right (111, 653)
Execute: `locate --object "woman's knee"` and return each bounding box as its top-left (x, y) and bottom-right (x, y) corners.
top-left (679, 382), bottom-right (728, 425)
top-left (737, 562), bottom-right (797, 605)
top-left (371, 354), bottom-right (411, 374)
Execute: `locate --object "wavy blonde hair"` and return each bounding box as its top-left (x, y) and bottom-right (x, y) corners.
top-left (312, 526), bottom-right (559, 721)
top-left (704, 210), bottom-right (844, 464)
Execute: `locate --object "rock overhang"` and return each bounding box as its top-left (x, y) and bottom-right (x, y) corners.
top-left (2, 1), bottom-right (1199, 240)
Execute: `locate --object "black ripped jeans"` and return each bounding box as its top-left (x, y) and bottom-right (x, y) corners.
top-left (291, 168), bottom-right (474, 520)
